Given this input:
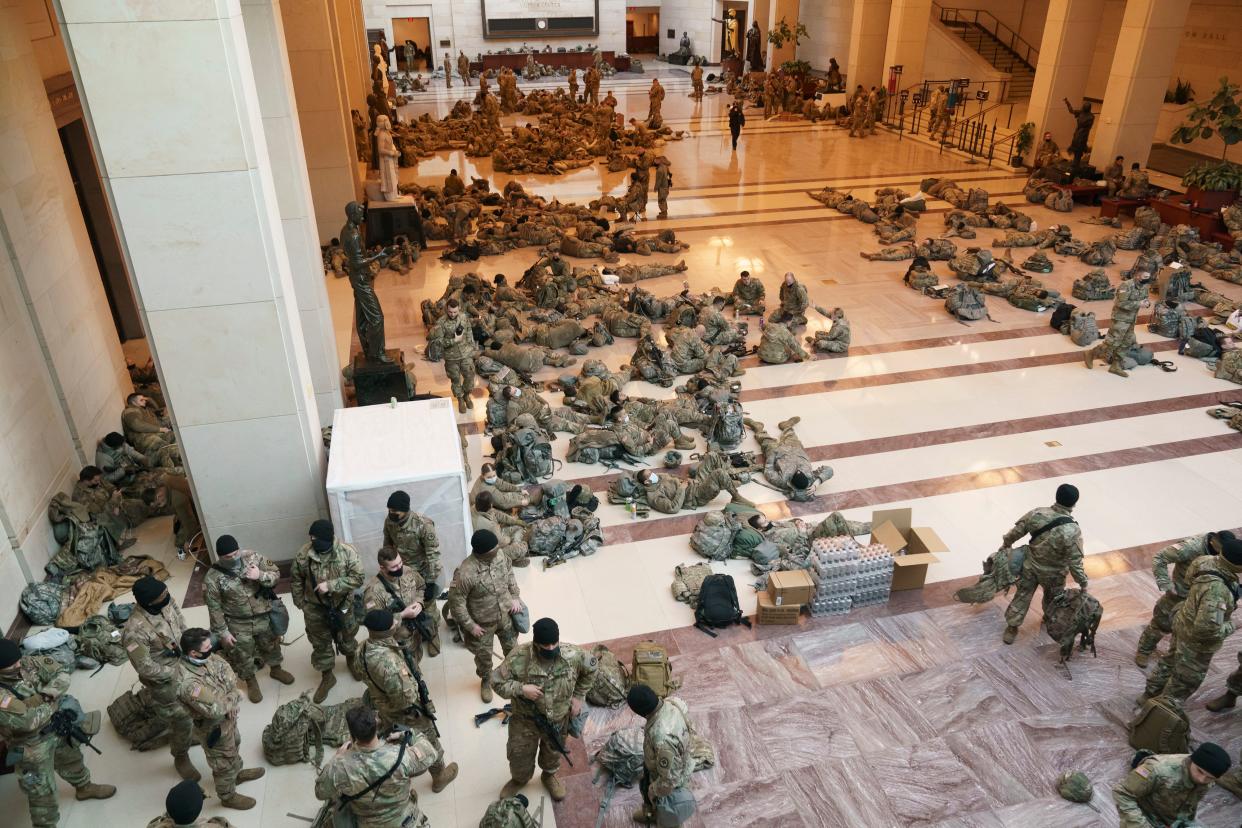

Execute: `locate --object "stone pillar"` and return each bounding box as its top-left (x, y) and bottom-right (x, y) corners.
top-left (767, 0), bottom-right (801, 69)
top-left (280, 0), bottom-right (361, 244)
top-left (1090, 0), bottom-right (1191, 169)
top-left (240, 0), bottom-right (342, 424)
top-left (333, 0), bottom-right (371, 120)
top-left (847, 0), bottom-right (891, 90)
top-left (1025, 0), bottom-right (1104, 152)
top-left (882, 0), bottom-right (932, 92)
top-left (56, 0), bottom-right (328, 557)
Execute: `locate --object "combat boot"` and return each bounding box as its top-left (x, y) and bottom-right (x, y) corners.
top-left (244, 676), bottom-right (263, 703)
top-left (75, 783), bottom-right (116, 801)
top-left (458, 397), bottom-right (467, 413)
top-left (173, 752), bottom-right (201, 782)
top-left (430, 762), bottom-right (459, 793)
top-left (313, 669), bottom-right (336, 703)
top-left (778, 416), bottom-right (802, 431)
top-left (237, 767), bottom-right (265, 784)
top-left (270, 666), bottom-right (295, 685)
top-left (1206, 690), bottom-right (1238, 712)
top-left (1134, 650), bottom-right (1151, 668)
top-left (1083, 348), bottom-right (1094, 369)
top-left (466, 396), bottom-right (475, 410)
top-left (632, 806), bottom-right (655, 824)
top-left (1108, 363), bottom-right (1129, 378)
top-left (481, 678), bottom-right (493, 703)
top-left (1002, 625), bottom-right (1019, 645)
top-left (499, 778), bottom-right (525, 799)
top-left (542, 771), bottom-right (566, 802)
top-left (220, 793), bottom-right (257, 810)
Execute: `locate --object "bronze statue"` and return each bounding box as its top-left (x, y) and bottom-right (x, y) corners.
top-left (745, 21), bottom-right (764, 72)
top-left (1063, 98), bottom-right (1094, 170)
top-left (341, 202), bottom-right (392, 364)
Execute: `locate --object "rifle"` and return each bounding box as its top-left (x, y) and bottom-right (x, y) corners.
top-left (41, 708), bottom-right (101, 755)
top-left (361, 645), bottom-right (439, 738)
top-left (473, 704), bottom-right (513, 727)
top-left (529, 708), bottom-right (573, 767)
top-left (375, 573), bottom-right (435, 644)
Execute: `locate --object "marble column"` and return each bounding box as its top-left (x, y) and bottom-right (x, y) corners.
top-left (1090, 0), bottom-right (1191, 169)
top-left (333, 0), bottom-right (371, 120)
top-left (280, 0), bottom-right (360, 244)
top-left (240, 0), bottom-right (342, 424)
top-left (1025, 0), bottom-right (1104, 152)
top-left (767, 0), bottom-right (801, 69)
top-left (882, 0), bottom-right (932, 94)
top-left (0, 0), bottom-right (131, 580)
top-left (55, 0), bottom-right (328, 558)
top-left (847, 0), bottom-right (891, 90)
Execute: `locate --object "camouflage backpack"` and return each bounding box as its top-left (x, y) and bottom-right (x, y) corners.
top-left (1071, 270), bottom-right (1115, 301)
top-left (709, 401), bottom-right (746, 452)
top-left (496, 425), bottom-right (554, 483)
top-left (263, 691), bottom-right (346, 766)
top-left (1066, 309), bottom-right (1099, 347)
top-left (1134, 205), bottom-right (1162, 233)
top-left (1044, 188), bottom-right (1073, 212)
top-left (590, 321), bottom-right (614, 347)
top-left (20, 581), bottom-right (64, 625)
top-left (479, 796), bottom-right (539, 828)
top-left (671, 562), bottom-right (716, 606)
top-left (965, 188), bottom-right (989, 213)
top-left (107, 686), bottom-right (169, 751)
top-left (607, 472), bottom-right (645, 505)
top-left (527, 516), bottom-right (569, 559)
top-left (945, 283), bottom-right (989, 321)
top-left (1216, 351), bottom-right (1242, 385)
top-left (1148, 301), bottom-right (1194, 339)
top-left (904, 268), bottom-right (938, 292)
top-left (1080, 240), bottom-right (1116, 267)
top-left (75, 615), bottom-right (127, 665)
top-left (585, 643), bottom-right (631, 708)
top-left (955, 545), bottom-right (1027, 604)
top-left (1043, 588), bottom-right (1102, 664)
top-left (690, 510), bottom-right (740, 561)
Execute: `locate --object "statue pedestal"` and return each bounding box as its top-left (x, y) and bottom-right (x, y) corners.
top-left (353, 349), bottom-right (412, 407)
top-left (721, 57), bottom-right (744, 77)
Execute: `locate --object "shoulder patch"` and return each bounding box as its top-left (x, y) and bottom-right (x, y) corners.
top-left (191, 686), bottom-right (202, 698)
top-left (127, 642), bottom-right (139, 652)
top-left (1135, 766), bottom-right (1150, 778)
top-left (0, 695), bottom-right (10, 709)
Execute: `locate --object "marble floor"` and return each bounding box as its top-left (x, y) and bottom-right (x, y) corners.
top-left (8, 65), bottom-right (1242, 826)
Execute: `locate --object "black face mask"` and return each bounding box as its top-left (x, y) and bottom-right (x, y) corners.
top-left (387, 567), bottom-right (404, 579)
top-left (388, 512), bottom-right (403, 523)
top-left (311, 538), bottom-right (332, 552)
top-left (537, 646), bottom-right (559, 661)
top-left (143, 595), bottom-right (171, 615)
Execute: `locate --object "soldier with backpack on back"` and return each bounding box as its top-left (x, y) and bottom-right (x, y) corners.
top-left (1001, 484), bottom-right (1087, 645)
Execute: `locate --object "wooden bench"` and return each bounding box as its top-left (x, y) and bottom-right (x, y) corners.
top-left (1099, 196), bottom-right (1149, 218)
top-left (1052, 183), bottom-right (1106, 205)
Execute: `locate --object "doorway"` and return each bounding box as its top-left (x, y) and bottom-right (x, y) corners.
top-left (392, 17), bottom-right (431, 71)
top-left (626, 6), bottom-right (660, 54)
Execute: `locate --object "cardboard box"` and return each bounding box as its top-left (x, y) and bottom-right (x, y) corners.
top-left (756, 592), bottom-right (802, 625)
top-left (869, 508), bottom-right (945, 592)
top-left (768, 570), bottom-right (815, 607)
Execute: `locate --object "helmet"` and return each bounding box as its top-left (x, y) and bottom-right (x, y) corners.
top-left (663, 451), bottom-right (682, 468)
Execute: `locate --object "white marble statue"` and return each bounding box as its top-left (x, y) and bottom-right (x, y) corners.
top-left (375, 115), bottom-right (399, 201)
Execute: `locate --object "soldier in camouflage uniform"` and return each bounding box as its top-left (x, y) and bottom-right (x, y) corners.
top-left (471, 464), bottom-right (530, 512)
top-left (613, 260), bottom-right (687, 284)
top-left (1001, 484), bottom-right (1087, 644)
top-left (206, 535), bottom-right (293, 703)
top-left (448, 530), bottom-right (523, 701)
top-left (729, 271), bottom-right (766, 315)
top-left (493, 618), bottom-right (597, 802)
top-left (174, 629), bottom-right (265, 810)
top-left (1086, 273), bottom-right (1149, 377)
top-left (770, 272), bottom-right (810, 326)
top-left (1134, 531), bottom-right (1234, 667)
top-left (357, 610), bottom-right (459, 792)
top-left (73, 465), bottom-right (138, 548)
top-left (698, 295), bottom-right (747, 346)
top-left (627, 685), bottom-right (699, 826)
top-left (636, 453), bottom-right (753, 514)
top-left (746, 416), bottom-right (834, 501)
top-left (1141, 540), bottom-right (1242, 707)
top-left (147, 780), bottom-right (236, 828)
top-left (474, 491), bottom-right (531, 566)
top-left (757, 320), bottom-right (807, 364)
top-left (1112, 744), bottom-right (1230, 828)
top-left (125, 576), bottom-right (200, 781)
top-left (123, 391), bottom-right (175, 456)
top-left (807, 307), bottom-right (850, 353)
top-left (291, 520), bottom-right (365, 702)
top-left (362, 546), bottom-right (429, 663)
top-left (0, 640), bottom-right (116, 828)
top-left (384, 490), bottom-right (443, 658)
top-left (315, 705), bottom-right (442, 827)
top-left (429, 299), bottom-right (478, 412)
top-left (502, 385), bottom-right (585, 434)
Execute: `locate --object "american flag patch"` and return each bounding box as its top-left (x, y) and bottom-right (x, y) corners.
top-left (0, 695), bottom-right (11, 709)
top-left (1135, 766), bottom-right (1150, 778)
top-left (191, 686), bottom-right (202, 698)
top-left (127, 643), bottom-right (139, 652)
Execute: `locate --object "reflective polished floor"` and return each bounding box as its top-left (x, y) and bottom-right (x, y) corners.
top-left (9, 65), bottom-right (1242, 827)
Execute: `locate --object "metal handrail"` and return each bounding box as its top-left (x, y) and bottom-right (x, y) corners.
top-left (931, 2), bottom-right (1039, 70)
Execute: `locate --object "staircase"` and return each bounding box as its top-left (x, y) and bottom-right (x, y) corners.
top-left (936, 5), bottom-right (1037, 98)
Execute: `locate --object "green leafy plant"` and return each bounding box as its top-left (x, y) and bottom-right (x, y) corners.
top-left (1014, 121), bottom-right (1034, 157)
top-left (767, 18), bottom-right (810, 49)
top-left (1171, 76), bottom-right (1242, 160)
top-left (1182, 160), bottom-right (1242, 191)
top-left (781, 59), bottom-right (812, 76)
top-left (1163, 78), bottom-right (1194, 105)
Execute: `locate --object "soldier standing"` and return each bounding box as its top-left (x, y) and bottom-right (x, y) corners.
top-left (728, 101), bottom-right (745, 151)
top-left (174, 629), bottom-right (265, 810)
top-left (206, 535), bottom-right (293, 703)
top-left (1140, 539), bottom-right (1242, 707)
top-left (147, 780), bottom-right (236, 828)
top-left (125, 576), bottom-right (200, 781)
top-left (443, 52), bottom-right (453, 87)
top-left (429, 299), bottom-right (478, 412)
top-left (362, 545), bottom-right (429, 662)
top-left (568, 67), bottom-right (579, 100)
top-left (458, 51), bottom-right (471, 86)
top-left (626, 684), bottom-right (698, 826)
top-left (384, 490), bottom-right (443, 657)
top-left (1112, 743), bottom-right (1230, 827)
top-left (1134, 530), bottom-right (1234, 667)
top-left (492, 618), bottom-right (596, 802)
top-left (357, 610), bottom-right (459, 792)
top-left (690, 61), bottom-right (704, 101)
top-left (655, 158), bottom-right (673, 220)
top-left (0, 640), bottom-right (116, 827)
top-left (315, 705), bottom-right (443, 827)
top-left (291, 520), bottom-right (365, 702)
top-left (448, 529), bottom-right (523, 701)
top-left (1001, 484), bottom-right (1086, 644)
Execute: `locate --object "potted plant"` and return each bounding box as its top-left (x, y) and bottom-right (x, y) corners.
top-left (1011, 121), bottom-right (1034, 167)
top-left (768, 19), bottom-right (812, 93)
top-left (1170, 76), bottom-right (1242, 210)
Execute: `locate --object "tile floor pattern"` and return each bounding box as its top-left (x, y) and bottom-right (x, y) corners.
top-left (8, 65), bottom-right (1242, 825)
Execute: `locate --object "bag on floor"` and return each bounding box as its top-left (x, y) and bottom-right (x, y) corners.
top-left (694, 574), bottom-right (750, 637)
top-left (20, 581), bottom-right (65, 626)
top-left (107, 686), bottom-right (170, 751)
top-left (586, 643), bottom-right (631, 708)
top-left (263, 691), bottom-right (332, 766)
top-left (607, 472), bottom-right (644, 505)
top-left (689, 511), bottom-right (739, 561)
top-left (75, 615), bottom-right (127, 665)
top-left (1216, 350), bottom-right (1242, 385)
top-left (1043, 588), bottom-right (1102, 662)
top-left (631, 641), bottom-right (677, 698)
top-left (590, 726), bottom-right (647, 826)
top-left (945, 284), bottom-right (989, 321)
top-left (1049, 302), bottom-right (1076, 332)
top-left (480, 796), bottom-right (540, 828)
top-left (1128, 696), bottom-right (1189, 754)
top-left (671, 562), bottom-right (716, 606)
top-left (954, 546), bottom-right (1027, 605)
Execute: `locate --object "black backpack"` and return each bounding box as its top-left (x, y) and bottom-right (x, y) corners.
top-left (1049, 302), bottom-right (1076, 331)
top-left (694, 574), bottom-right (750, 637)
